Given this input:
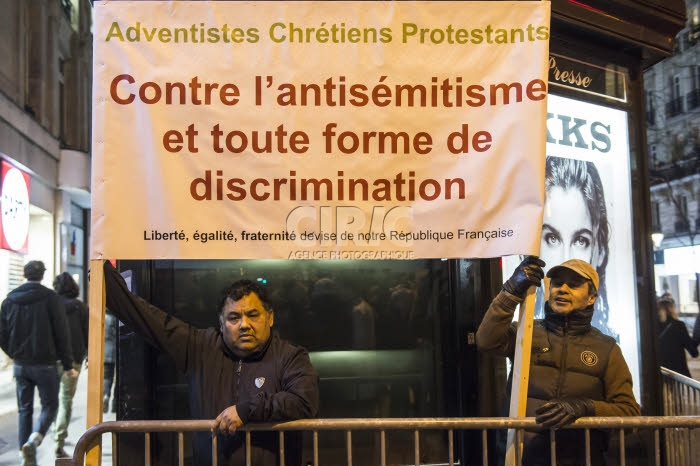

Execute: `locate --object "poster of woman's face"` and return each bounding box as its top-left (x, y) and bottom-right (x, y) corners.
top-left (503, 94), bottom-right (640, 399)
top-left (540, 157), bottom-right (608, 279)
top-left (535, 156), bottom-right (614, 339)
top-left (541, 185), bottom-right (596, 266)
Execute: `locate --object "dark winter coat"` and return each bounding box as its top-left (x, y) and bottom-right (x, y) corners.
top-left (0, 281), bottom-right (73, 370)
top-left (104, 262), bottom-right (319, 466)
top-left (477, 291), bottom-right (640, 465)
top-left (61, 296), bottom-right (89, 364)
top-left (658, 318), bottom-right (698, 377)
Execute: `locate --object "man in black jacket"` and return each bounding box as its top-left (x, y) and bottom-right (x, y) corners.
top-left (104, 261), bottom-right (319, 466)
top-left (0, 261), bottom-right (77, 466)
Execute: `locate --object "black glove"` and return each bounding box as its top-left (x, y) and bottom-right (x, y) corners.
top-left (535, 398), bottom-right (595, 429)
top-left (502, 256), bottom-right (545, 298)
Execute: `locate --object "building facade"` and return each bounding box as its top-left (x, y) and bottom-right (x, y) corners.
top-left (0, 0), bottom-right (92, 307)
top-left (645, 0), bottom-right (700, 317)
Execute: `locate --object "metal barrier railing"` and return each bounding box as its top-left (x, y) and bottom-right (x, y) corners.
top-left (55, 416), bottom-right (700, 466)
top-left (662, 367), bottom-right (700, 416)
top-left (661, 367), bottom-right (700, 465)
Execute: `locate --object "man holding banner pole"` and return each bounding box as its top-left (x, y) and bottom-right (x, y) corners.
top-left (477, 256), bottom-right (640, 465)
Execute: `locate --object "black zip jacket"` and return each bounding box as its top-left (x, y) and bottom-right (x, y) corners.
top-left (0, 282), bottom-right (73, 370)
top-left (104, 262), bottom-right (319, 466)
top-left (62, 296), bottom-right (89, 364)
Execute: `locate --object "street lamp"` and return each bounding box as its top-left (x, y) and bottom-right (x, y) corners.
top-left (651, 231), bottom-right (664, 249)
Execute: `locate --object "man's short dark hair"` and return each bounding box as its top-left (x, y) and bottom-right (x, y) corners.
top-left (218, 279), bottom-right (272, 314)
top-left (24, 261), bottom-right (46, 281)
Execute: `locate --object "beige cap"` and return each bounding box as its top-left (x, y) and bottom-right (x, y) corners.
top-left (546, 259), bottom-right (599, 291)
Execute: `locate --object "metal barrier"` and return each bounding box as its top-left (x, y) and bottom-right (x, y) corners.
top-left (661, 367), bottom-right (700, 466)
top-left (55, 416), bottom-right (700, 466)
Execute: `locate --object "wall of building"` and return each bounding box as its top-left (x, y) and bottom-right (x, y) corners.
top-left (645, 0), bottom-right (700, 317)
top-left (0, 0), bottom-right (92, 297)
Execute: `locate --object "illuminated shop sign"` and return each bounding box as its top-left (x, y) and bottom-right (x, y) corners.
top-left (548, 53), bottom-right (627, 102)
top-left (0, 160), bottom-right (31, 253)
top-left (505, 94), bottom-right (640, 398)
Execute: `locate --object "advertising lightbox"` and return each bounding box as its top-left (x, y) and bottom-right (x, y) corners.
top-left (503, 93), bottom-right (640, 399)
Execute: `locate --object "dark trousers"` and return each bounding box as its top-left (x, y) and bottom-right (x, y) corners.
top-left (14, 363), bottom-right (60, 446)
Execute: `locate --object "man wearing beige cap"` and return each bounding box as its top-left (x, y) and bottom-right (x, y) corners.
top-left (477, 256), bottom-right (640, 466)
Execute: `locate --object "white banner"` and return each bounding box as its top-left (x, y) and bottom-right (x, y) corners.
top-left (92, 1), bottom-right (550, 260)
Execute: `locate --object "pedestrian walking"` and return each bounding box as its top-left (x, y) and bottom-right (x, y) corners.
top-left (52, 272), bottom-right (88, 458)
top-left (0, 261), bottom-right (78, 466)
top-left (657, 295), bottom-right (698, 377)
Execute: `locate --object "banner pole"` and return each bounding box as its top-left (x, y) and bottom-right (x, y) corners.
top-left (504, 286), bottom-right (536, 466)
top-left (86, 259), bottom-right (106, 466)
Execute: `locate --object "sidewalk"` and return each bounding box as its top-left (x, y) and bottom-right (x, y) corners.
top-left (0, 365), bottom-right (15, 419)
top-left (0, 365), bottom-right (114, 466)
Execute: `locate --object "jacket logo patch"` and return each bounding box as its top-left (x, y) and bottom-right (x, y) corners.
top-left (255, 377), bottom-right (265, 388)
top-left (580, 351), bottom-right (598, 366)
